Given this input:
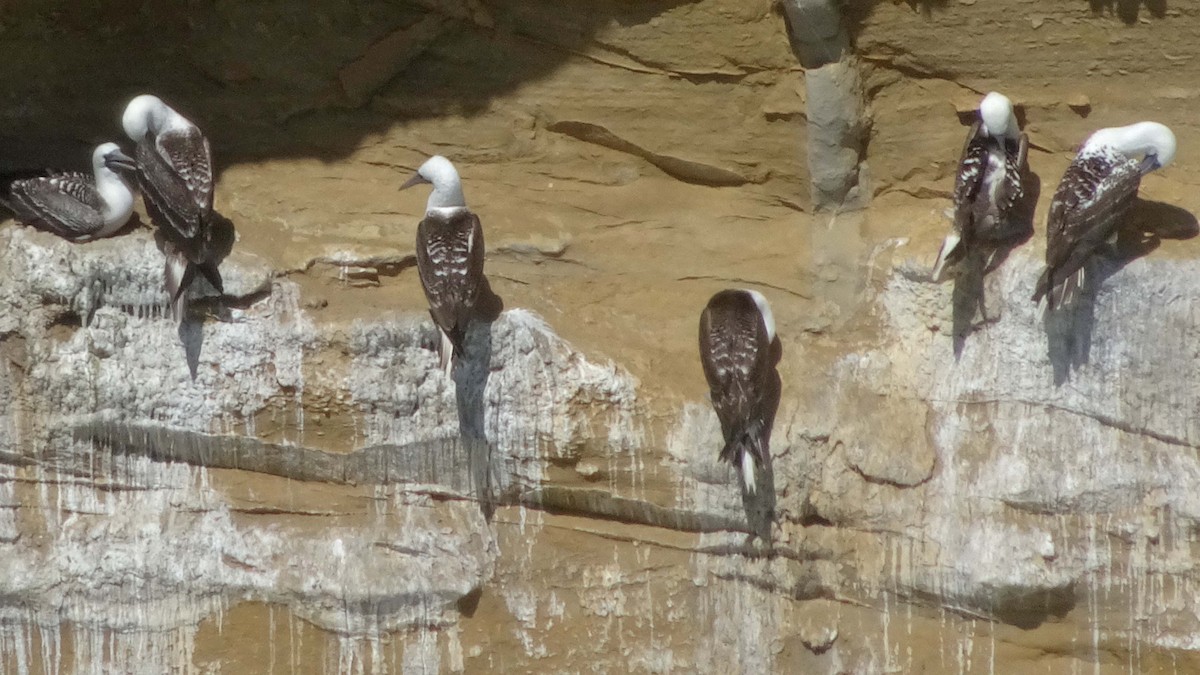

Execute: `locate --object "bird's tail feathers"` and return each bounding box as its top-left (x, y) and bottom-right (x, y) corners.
top-left (719, 420), bottom-right (768, 495)
top-left (741, 450), bottom-right (757, 495)
top-left (1057, 267), bottom-right (1084, 309)
top-left (440, 320), bottom-right (472, 375)
top-left (438, 330), bottom-right (455, 377)
top-left (1032, 265), bottom-right (1083, 310)
top-left (164, 249), bottom-right (191, 323)
top-left (931, 232), bottom-right (963, 282)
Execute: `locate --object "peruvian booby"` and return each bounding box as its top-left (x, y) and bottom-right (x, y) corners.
top-left (122, 94), bottom-right (223, 319)
top-left (699, 289), bottom-right (777, 495)
top-left (0, 143), bottom-right (136, 241)
top-left (932, 92), bottom-right (1029, 281)
top-left (1033, 121), bottom-right (1176, 308)
top-left (400, 155), bottom-right (486, 374)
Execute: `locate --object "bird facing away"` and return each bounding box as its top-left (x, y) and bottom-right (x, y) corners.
top-left (932, 91), bottom-right (1029, 281)
top-left (699, 289), bottom-right (778, 495)
top-left (1033, 121), bottom-right (1176, 309)
top-left (401, 155), bottom-right (486, 375)
top-left (1, 142), bottom-right (137, 242)
top-left (122, 94), bottom-right (223, 320)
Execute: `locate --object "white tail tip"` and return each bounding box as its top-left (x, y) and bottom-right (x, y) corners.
top-left (931, 233), bottom-right (961, 283)
top-left (439, 330), bottom-right (454, 377)
top-left (741, 451), bottom-right (757, 495)
top-left (164, 251), bottom-right (189, 324)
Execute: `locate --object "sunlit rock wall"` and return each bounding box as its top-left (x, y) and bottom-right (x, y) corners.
top-left (2, 0), bottom-right (1200, 673)
top-left (0, 228), bottom-right (642, 673)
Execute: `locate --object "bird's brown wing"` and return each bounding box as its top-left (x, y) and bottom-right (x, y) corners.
top-left (699, 291), bottom-right (773, 463)
top-left (416, 209), bottom-right (485, 353)
top-left (1035, 154), bottom-right (1140, 304)
top-left (138, 127), bottom-right (212, 247)
top-left (4, 172), bottom-right (105, 240)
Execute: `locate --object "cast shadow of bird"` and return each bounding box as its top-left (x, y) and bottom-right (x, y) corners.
top-left (160, 209), bottom-right (236, 380)
top-left (452, 279), bottom-right (504, 521)
top-left (950, 169), bottom-right (1041, 359)
top-left (740, 335), bottom-right (782, 542)
top-left (1044, 198), bottom-right (1197, 385)
top-left (1087, 0), bottom-right (1167, 24)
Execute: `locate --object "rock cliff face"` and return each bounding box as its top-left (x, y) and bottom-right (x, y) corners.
top-left (2, 1), bottom-right (1200, 673)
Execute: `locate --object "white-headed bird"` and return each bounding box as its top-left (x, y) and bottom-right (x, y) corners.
top-left (401, 155), bottom-right (486, 374)
top-left (1033, 122), bottom-right (1176, 308)
top-left (699, 289), bottom-right (778, 494)
top-left (1, 142), bottom-right (136, 242)
top-left (933, 92), bottom-right (1029, 281)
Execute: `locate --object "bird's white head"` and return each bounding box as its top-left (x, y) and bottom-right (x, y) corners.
top-left (92, 142), bottom-right (137, 175)
top-left (400, 155), bottom-right (466, 211)
top-left (1090, 121), bottom-right (1177, 173)
top-left (743, 289), bottom-right (776, 344)
top-left (979, 92), bottom-right (1019, 141)
top-left (121, 94), bottom-right (173, 142)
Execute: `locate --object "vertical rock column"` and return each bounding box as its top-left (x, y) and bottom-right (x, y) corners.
top-left (781, 0), bottom-right (869, 210)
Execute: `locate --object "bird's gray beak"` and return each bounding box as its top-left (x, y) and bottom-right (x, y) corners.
top-left (104, 149), bottom-right (138, 173)
top-left (1139, 154), bottom-right (1161, 175)
top-left (399, 173), bottom-right (430, 191)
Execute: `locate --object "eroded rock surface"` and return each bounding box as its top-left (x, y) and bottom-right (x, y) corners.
top-left (2, 1), bottom-right (1200, 673)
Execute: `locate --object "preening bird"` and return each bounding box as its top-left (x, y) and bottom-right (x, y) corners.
top-left (699, 289), bottom-right (778, 494)
top-left (1, 142), bottom-right (136, 242)
top-left (932, 91), bottom-right (1029, 281)
top-left (122, 94), bottom-right (222, 320)
top-left (1033, 121), bottom-right (1176, 308)
top-left (400, 155), bottom-right (486, 374)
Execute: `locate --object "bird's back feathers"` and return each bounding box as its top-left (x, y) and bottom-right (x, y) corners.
top-left (1033, 151), bottom-right (1141, 307)
top-left (2, 172), bottom-right (107, 241)
top-left (415, 208), bottom-right (486, 362)
top-left (699, 290), bottom-right (774, 490)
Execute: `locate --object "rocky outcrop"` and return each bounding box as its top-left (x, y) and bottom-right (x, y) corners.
top-left (781, 0), bottom-right (869, 210)
top-left (0, 226), bottom-right (644, 669)
top-left (3, 1), bottom-right (1200, 673)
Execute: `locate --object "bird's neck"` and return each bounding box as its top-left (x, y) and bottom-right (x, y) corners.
top-left (426, 179), bottom-right (466, 211)
top-left (94, 167), bottom-right (136, 229)
top-left (426, 205), bottom-right (469, 219)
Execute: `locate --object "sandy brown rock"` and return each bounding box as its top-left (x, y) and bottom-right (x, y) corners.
top-left (3, 1), bottom-right (1200, 673)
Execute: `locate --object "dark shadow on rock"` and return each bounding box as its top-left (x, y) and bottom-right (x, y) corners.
top-left (1088, 0), bottom-right (1167, 23)
top-left (899, 0), bottom-right (951, 16)
top-left (207, 210), bottom-right (238, 271)
top-left (75, 418), bottom-right (467, 488)
top-left (1043, 274), bottom-right (1099, 386)
top-left (453, 282), bottom-right (505, 521)
top-left (456, 587), bottom-right (483, 619)
top-left (1043, 199), bottom-right (1194, 385)
top-left (0, 1), bottom-right (696, 173)
top-left (986, 580), bottom-right (1077, 630)
top-left (741, 336), bottom-right (782, 541)
top-left (1125, 198), bottom-right (1199, 244)
top-left (844, 0), bottom-right (951, 40)
top-left (76, 419), bottom-right (761, 534)
top-left (473, 277), bottom-right (504, 324)
top-left (949, 249), bottom-right (990, 358)
top-left (178, 318), bottom-right (203, 380)
top-left (1043, 253), bottom-right (1132, 386)
top-left (950, 169), bottom-right (1039, 358)
top-left (0, 137), bottom-right (94, 176)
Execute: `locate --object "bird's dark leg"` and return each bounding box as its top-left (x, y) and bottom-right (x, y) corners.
top-left (199, 262), bottom-right (224, 295)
